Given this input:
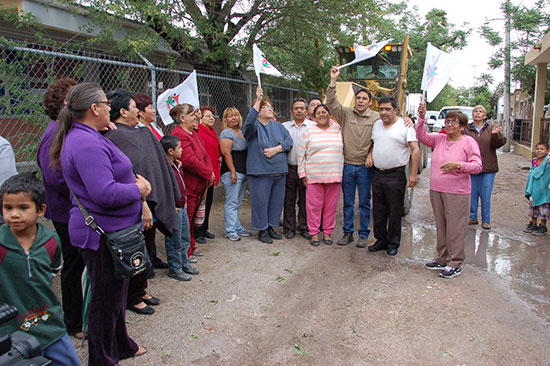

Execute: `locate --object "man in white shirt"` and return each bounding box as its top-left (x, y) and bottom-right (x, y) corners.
top-left (366, 97), bottom-right (420, 256)
top-left (282, 98), bottom-right (316, 239)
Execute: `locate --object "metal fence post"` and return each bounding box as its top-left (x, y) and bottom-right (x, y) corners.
top-left (138, 53), bottom-right (156, 109)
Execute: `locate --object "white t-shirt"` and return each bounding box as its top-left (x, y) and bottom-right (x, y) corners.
top-left (371, 118), bottom-right (417, 170)
top-left (282, 119), bottom-right (316, 165)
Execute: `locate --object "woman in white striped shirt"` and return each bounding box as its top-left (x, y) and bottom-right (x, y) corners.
top-left (298, 104), bottom-right (344, 246)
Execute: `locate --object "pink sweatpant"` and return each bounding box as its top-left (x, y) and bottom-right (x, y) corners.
top-left (306, 182), bottom-right (341, 236)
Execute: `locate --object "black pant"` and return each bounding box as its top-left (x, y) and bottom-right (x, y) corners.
top-left (81, 237), bottom-right (138, 365)
top-left (53, 221), bottom-right (85, 334)
top-left (372, 166), bottom-right (407, 249)
top-left (194, 185), bottom-right (214, 238)
top-left (127, 224), bottom-right (156, 306)
top-left (283, 165), bottom-right (307, 232)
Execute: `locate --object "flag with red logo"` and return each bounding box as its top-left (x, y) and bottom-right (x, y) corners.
top-left (253, 44), bottom-right (282, 87)
top-left (157, 70), bottom-right (200, 125)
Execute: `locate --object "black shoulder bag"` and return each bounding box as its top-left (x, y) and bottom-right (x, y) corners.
top-left (71, 191), bottom-right (151, 279)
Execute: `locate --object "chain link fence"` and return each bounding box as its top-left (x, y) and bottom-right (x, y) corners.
top-left (0, 43), bottom-right (318, 166)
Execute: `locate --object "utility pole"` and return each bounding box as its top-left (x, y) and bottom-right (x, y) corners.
top-left (503, 1), bottom-right (512, 152)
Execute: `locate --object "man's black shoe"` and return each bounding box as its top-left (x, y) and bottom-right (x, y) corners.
top-left (167, 270), bottom-right (191, 282)
top-left (337, 233), bottom-right (354, 246)
top-left (300, 230), bottom-right (311, 240)
top-left (195, 236), bottom-right (207, 244)
top-left (268, 227), bottom-right (282, 240)
top-left (387, 248), bottom-right (398, 256)
top-left (284, 230), bottom-right (295, 239)
top-left (368, 240), bottom-right (387, 252)
top-left (259, 230), bottom-right (273, 244)
top-left (154, 261), bottom-right (169, 269)
top-left (183, 266), bottom-right (200, 275)
top-left (204, 231), bottom-right (215, 239)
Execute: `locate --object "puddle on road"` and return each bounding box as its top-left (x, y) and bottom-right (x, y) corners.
top-left (400, 223), bottom-right (550, 320)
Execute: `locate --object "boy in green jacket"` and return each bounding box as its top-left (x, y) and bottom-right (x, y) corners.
top-left (0, 173), bottom-right (80, 365)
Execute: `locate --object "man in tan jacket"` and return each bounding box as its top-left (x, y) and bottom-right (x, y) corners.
top-left (326, 66), bottom-right (379, 247)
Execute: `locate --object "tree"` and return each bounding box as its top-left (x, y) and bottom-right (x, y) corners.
top-left (386, 8), bottom-right (470, 93)
top-left (481, 0), bottom-right (550, 96)
top-left (71, 0), bottom-right (405, 91)
top-left (428, 84), bottom-right (459, 111)
top-left (456, 83), bottom-right (493, 114)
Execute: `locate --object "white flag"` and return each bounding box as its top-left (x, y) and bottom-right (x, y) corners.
top-left (156, 70), bottom-right (200, 125)
top-left (253, 44), bottom-right (282, 86)
top-left (338, 40), bottom-right (390, 69)
top-left (421, 43), bottom-right (454, 103)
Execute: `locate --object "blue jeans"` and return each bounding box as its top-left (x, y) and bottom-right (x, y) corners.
top-left (165, 207), bottom-right (191, 272)
top-left (470, 172), bottom-right (496, 223)
top-left (342, 163), bottom-right (372, 238)
top-left (42, 333), bottom-right (81, 366)
top-left (221, 171), bottom-right (248, 235)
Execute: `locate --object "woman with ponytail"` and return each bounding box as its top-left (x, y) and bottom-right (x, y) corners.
top-left (50, 83), bottom-right (150, 366)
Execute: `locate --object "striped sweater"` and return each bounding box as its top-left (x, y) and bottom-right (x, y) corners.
top-left (298, 120), bottom-right (344, 184)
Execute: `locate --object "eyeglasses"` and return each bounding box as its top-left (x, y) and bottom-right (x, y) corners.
top-left (261, 105), bottom-right (274, 110)
top-left (97, 100), bottom-right (112, 106)
top-left (445, 120), bottom-right (459, 126)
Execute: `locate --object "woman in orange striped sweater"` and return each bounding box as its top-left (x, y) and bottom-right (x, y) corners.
top-left (298, 104), bottom-right (344, 246)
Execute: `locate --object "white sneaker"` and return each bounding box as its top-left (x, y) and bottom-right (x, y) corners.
top-left (224, 233), bottom-right (241, 241)
top-left (439, 266), bottom-right (462, 278)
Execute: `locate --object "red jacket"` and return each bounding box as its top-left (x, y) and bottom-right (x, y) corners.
top-left (171, 160), bottom-right (187, 208)
top-left (197, 123), bottom-right (221, 186)
top-left (171, 126), bottom-right (213, 197)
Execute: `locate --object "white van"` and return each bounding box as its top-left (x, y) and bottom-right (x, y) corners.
top-left (433, 106), bottom-right (474, 132)
top-left (425, 110), bottom-right (439, 131)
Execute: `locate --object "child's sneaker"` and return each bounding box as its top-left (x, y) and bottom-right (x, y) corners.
top-left (533, 225), bottom-right (548, 236)
top-left (523, 222), bottom-right (538, 233)
top-left (424, 261), bottom-right (445, 270)
top-left (439, 266), bottom-right (462, 278)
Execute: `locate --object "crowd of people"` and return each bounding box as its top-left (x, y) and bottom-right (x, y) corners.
top-left (0, 65), bottom-right (548, 366)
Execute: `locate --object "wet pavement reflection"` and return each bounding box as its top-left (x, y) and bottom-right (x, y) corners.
top-left (400, 223), bottom-right (550, 321)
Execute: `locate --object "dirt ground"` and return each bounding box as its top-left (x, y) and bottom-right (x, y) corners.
top-left (68, 150), bottom-right (550, 366)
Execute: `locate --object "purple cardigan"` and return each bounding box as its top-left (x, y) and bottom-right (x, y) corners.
top-left (60, 122), bottom-right (141, 250)
top-left (37, 121), bottom-right (71, 223)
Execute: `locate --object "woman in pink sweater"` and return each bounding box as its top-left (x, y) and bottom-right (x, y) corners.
top-left (298, 104), bottom-right (344, 246)
top-left (417, 103), bottom-right (482, 278)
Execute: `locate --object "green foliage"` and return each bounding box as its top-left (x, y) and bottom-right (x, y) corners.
top-left (68, 0), bottom-right (410, 91)
top-left (402, 9), bottom-right (470, 93)
top-left (480, 25), bottom-right (502, 46)
top-left (456, 84), bottom-right (493, 113)
top-left (481, 0), bottom-right (550, 95)
top-left (427, 84), bottom-right (459, 111)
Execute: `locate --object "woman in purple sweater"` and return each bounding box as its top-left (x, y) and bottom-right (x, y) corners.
top-left (416, 104), bottom-right (482, 279)
top-left (37, 77), bottom-right (87, 340)
top-left (50, 83), bottom-right (150, 365)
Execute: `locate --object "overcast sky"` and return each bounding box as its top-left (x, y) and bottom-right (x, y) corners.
top-left (405, 0), bottom-right (532, 89)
